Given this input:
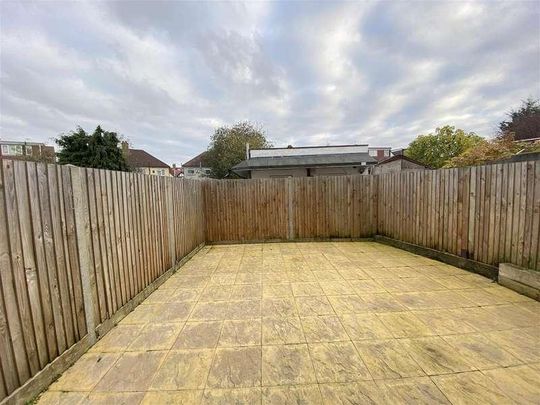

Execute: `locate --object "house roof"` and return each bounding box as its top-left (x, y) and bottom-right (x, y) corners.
top-left (232, 153), bottom-right (377, 172)
top-left (377, 154), bottom-right (429, 168)
top-left (183, 151), bottom-right (209, 167)
top-left (126, 149), bottom-right (169, 168)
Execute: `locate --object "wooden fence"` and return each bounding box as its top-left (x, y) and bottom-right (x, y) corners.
top-left (203, 175), bottom-right (377, 242)
top-left (0, 161), bottom-right (204, 401)
top-left (378, 161), bottom-right (540, 271)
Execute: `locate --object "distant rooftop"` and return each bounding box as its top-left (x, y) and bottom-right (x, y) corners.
top-left (125, 149), bottom-right (169, 168)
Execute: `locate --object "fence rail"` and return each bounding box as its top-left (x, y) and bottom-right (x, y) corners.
top-left (0, 161), bottom-right (205, 401)
top-left (0, 159), bottom-right (539, 402)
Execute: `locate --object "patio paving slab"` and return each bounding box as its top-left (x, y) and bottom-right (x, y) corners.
top-left (36, 241), bottom-right (540, 404)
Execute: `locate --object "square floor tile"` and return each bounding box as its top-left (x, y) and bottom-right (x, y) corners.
top-left (262, 317), bottom-right (305, 344)
top-left (354, 339), bottom-right (425, 379)
top-left (262, 344), bottom-right (316, 385)
top-left (377, 312), bottom-right (434, 338)
top-left (142, 390), bottom-right (203, 404)
top-left (50, 353), bottom-right (120, 391)
top-left (432, 371), bottom-right (511, 404)
top-left (90, 325), bottom-right (143, 353)
top-left (150, 350), bottom-right (214, 390)
top-left (202, 388), bottom-right (261, 404)
top-left (207, 347), bottom-right (262, 388)
top-left (262, 385), bottom-right (323, 404)
top-left (95, 351), bottom-right (165, 392)
top-left (301, 316), bottom-right (349, 342)
top-left (296, 296), bottom-right (335, 316)
top-left (174, 321), bottom-right (222, 349)
top-left (128, 323), bottom-right (182, 351)
top-left (219, 320), bottom-right (261, 347)
top-left (319, 381), bottom-right (386, 404)
top-left (309, 342), bottom-right (371, 383)
top-left (380, 376), bottom-right (450, 404)
top-left (339, 313), bottom-right (392, 340)
top-left (261, 297), bottom-right (297, 317)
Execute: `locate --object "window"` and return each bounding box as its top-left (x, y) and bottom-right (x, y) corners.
top-left (384, 150), bottom-right (390, 157)
top-left (187, 169), bottom-right (194, 174)
top-left (369, 150), bottom-right (376, 156)
top-left (1, 144), bottom-right (23, 156)
top-left (205, 169), bottom-right (211, 174)
top-left (25, 145), bottom-right (33, 155)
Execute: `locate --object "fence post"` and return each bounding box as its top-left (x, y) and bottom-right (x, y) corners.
top-left (71, 167), bottom-right (97, 343)
top-left (166, 177), bottom-right (176, 266)
top-left (287, 177), bottom-right (294, 240)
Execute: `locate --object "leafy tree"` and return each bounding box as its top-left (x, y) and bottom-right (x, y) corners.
top-left (445, 133), bottom-right (540, 167)
top-left (56, 126), bottom-right (130, 171)
top-left (206, 121), bottom-right (272, 178)
top-left (499, 98), bottom-right (540, 141)
top-left (405, 125), bottom-right (483, 168)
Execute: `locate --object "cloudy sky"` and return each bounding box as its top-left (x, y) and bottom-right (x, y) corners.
top-left (1, 1), bottom-right (539, 165)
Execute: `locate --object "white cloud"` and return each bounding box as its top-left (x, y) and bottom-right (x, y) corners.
top-left (0, 0), bottom-right (539, 164)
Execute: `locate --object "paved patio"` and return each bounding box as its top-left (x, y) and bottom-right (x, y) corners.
top-left (37, 242), bottom-right (539, 404)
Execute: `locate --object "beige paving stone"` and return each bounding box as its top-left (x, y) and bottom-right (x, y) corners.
top-left (432, 371), bottom-right (512, 404)
top-left (436, 276), bottom-right (477, 289)
top-left (482, 303), bottom-right (540, 328)
top-left (263, 282), bottom-right (293, 297)
top-left (339, 313), bottom-right (392, 340)
top-left (262, 344), bottom-right (316, 385)
top-left (442, 333), bottom-right (521, 369)
top-left (486, 284), bottom-right (534, 302)
top-left (379, 376), bottom-right (450, 404)
top-left (232, 283), bottom-right (262, 299)
top-left (401, 337), bottom-right (476, 375)
top-left (209, 274), bottom-right (237, 286)
top-left (202, 388), bottom-right (262, 404)
top-left (150, 349), bottom-right (214, 390)
top-left (412, 309), bottom-right (475, 335)
top-left (349, 279), bottom-right (387, 294)
top-left (83, 392), bottom-right (145, 404)
top-left (319, 381), bottom-right (387, 404)
top-left (377, 311), bottom-right (434, 338)
top-left (199, 286), bottom-right (233, 301)
top-left (309, 341), bottom-right (371, 383)
top-left (262, 317), bottom-right (305, 344)
top-left (261, 297), bottom-right (297, 317)
top-left (120, 304), bottom-right (162, 324)
top-left (207, 347), bottom-right (262, 388)
top-left (174, 321), bottom-right (222, 349)
top-left (219, 319), bottom-right (261, 346)
top-left (50, 353), bottom-right (120, 391)
top-left (313, 270), bottom-right (342, 281)
top-left (152, 302), bottom-right (194, 323)
top-left (95, 351), bottom-right (165, 392)
top-left (327, 295), bottom-right (368, 313)
top-left (354, 339), bottom-right (425, 379)
top-left (359, 293), bottom-right (406, 312)
top-left (286, 270), bottom-right (317, 282)
top-left (291, 282), bottom-right (324, 296)
top-left (362, 267), bottom-right (398, 279)
top-left (37, 392), bottom-right (87, 405)
top-left (483, 365), bottom-right (540, 405)
top-left (486, 328), bottom-right (540, 363)
top-left (190, 301), bottom-right (230, 320)
top-left (296, 296), bottom-right (335, 316)
top-left (143, 288), bottom-right (177, 304)
top-left (319, 280), bottom-right (353, 295)
top-left (169, 288), bottom-right (200, 302)
top-left (90, 324), bottom-right (143, 353)
top-left (337, 267), bottom-right (370, 280)
top-left (141, 390), bottom-right (203, 405)
top-left (262, 385), bottom-right (323, 404)
top-left (301, 316), bottom-right (350, 342)
top-left (456, 288), bottom-right (509, 306)
top-left (451, 307), bottom-right (514, 332)
top-left (228, 299), bottom-right (261, 319)
top-left (127, 322), bottom-right (182, 351)
top-left (235, 273), bottom-right (263, 284)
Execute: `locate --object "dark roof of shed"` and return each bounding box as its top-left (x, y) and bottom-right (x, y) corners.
top-left (182, 151), bottom-right (209, 167)
top-left (377, 154), bottom-right (429, 168)
top-left (232, 153), bottom-right (377, 171)
top-left (126, 149), bottom-right (170, 168)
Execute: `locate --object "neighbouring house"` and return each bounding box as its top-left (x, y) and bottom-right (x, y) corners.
top-left (371, 154), bottom-right (430, 174)
top-left (121, 142), bottom-right (171, 176)
top-left (231, 144), bottom-right (378, 178)
top-left (368, 146), bottom-right (392, 161)
top-left (0, 140), bottom-right (55, 163)
top-left (181, 152), bottom-right (211, 179)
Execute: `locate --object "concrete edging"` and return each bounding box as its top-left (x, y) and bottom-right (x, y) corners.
top-left (499, 263), bottom-right (540, 301)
